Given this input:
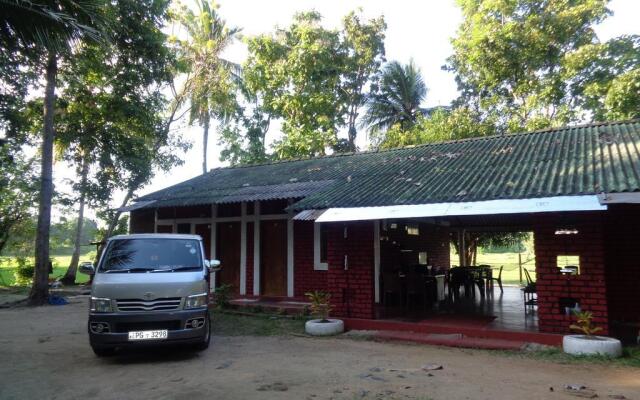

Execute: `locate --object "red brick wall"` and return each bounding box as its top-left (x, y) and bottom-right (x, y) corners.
top-left (604, 205), bottom-right (640, 327)
top-left (534, 212), bottom-right (609, 334)
top-left (326, 222), bottom-right (375, 319)
top-left (246, 222), bottom-right (254, 296)
top-left (294, 221), bottom-right (327, 298)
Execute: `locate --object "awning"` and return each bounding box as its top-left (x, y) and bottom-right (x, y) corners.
top-left (293, 209), bottom-right (327, 221)
top-left (597, 192), bottom-right (640, 204)
top-left (315, 195), bottom-right (606, 223)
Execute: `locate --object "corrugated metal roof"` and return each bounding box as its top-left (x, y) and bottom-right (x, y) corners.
top-left (135, 120), bottom-right (640, 211)
top-left (139, 180), bottom-right (335, 208)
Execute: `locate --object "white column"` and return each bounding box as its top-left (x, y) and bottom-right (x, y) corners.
top-left (210, 204), bottom-right (217, 292)
top-left (287, 210), bottom-right (294, 298)
top-left (153, 209), bottom-right (158, 233)
top-left (239, 202), bottom-right (247, 295)
top-left (374, 220), bottom-right (381, 303)
top-left (253, 201), bottom-right (261, 296)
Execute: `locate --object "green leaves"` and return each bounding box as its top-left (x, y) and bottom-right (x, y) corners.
top-left (172, 0), bottom-right (239, 172)
top-left (240, 10), bottom-right (386, 160)
top-left (363, 60), bottom-right (427, 137)
top-left (447, 0), bottom-right (637, 132)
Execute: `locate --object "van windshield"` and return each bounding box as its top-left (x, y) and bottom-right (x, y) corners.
top-left (100, 238), bottom-right (203, 273)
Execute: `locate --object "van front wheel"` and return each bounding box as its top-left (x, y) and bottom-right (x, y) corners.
top-left (192, 313), bottom-right (211, 351)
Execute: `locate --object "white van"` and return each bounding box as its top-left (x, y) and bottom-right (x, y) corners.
top-left (80, 234), bottom-right (221, 356)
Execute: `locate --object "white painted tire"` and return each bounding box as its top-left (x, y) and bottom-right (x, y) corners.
top-left (305, 319), bottom-right (344, 336)
top-left (562, 335), bottom-right (622, 358)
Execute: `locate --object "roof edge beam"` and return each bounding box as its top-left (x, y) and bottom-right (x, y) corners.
top-left (315, 195), bottom-right (606, 223)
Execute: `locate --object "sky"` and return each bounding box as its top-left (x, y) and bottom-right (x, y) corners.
top-left (52, 0), bottom-right (640, 221)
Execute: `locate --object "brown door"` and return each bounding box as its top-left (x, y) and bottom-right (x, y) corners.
top-left (195, 224), bottom-right (212, 259)
top-left (156, 225), bottom-right (173, 233)
top-left (261, 220), bottom-right (287, 296)
top-left (216, 222), bottom-right (241, 293)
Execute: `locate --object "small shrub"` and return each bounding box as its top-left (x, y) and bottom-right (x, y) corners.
top-left (570, 311), bottom-right (603, 336)
top-left (251, 305), bottom-right (264, 314)
top-left (302, 305), bottom-right (311, 316)
top-left (277, 307), bottom-right (287, 316)
top-left (305, 291), bottom-right (332, 322)
top-left (214, 284), bottom-right (234, 309)
top-left (13, 257), bottom-right (34, 286)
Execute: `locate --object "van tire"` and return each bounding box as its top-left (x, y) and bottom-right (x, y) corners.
top-left (92, 346), bottom-right (116, 357)
top-left (192, 313), bottom-right (211, 351)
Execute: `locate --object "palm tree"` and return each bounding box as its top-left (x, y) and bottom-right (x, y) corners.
top-left (362, 60), bottom-right (428, 134)
top-left (1, 0), bottom-right (107, 305)
top-left (174, 0), bottom-right (240, 174)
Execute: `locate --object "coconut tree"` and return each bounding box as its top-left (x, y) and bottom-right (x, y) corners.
top-left (362, 60), bottom-right (428, 136)
top-left (1, 0), bottom-right (108, 305)
top-left (174, 0), bottom-right (240, 174)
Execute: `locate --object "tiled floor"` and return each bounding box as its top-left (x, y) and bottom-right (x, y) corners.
top-left (377, 286), bottom-right (538, 332)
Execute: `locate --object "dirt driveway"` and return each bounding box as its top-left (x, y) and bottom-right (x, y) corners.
top-left (0, 299), bottom-right (638, 400)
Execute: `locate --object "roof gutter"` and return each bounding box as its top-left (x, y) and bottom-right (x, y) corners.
top-left (314, 195), bottom-right (606, 223)
top-left (597, 192), bottom-right (640, 204)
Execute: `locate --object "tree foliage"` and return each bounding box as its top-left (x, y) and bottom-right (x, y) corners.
top-left (2, 0), bottom-right (109, 304)
top-left (364, 60), bottom-right (428, 139)
top-left (446, 0), bottom-right (639, 132)
top-left (234, 10), bottom-right (386, 162)
top-left (172, 0), bottom-right (240, 173)
top-left (0, 143), bottom-right (38, 256)
top-left (377, 107), bottom-right (495, 149)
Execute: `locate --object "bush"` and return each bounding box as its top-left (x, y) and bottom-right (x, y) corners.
top-left (214, 283), bottom-right (234, 309)
top-left (13, 257), bottom-right (34, 286)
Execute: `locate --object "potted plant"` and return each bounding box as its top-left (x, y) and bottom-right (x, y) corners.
top-left (304, 291), bottom-right (344, 336)
top-left (562, 311), bottom-right (622, 357)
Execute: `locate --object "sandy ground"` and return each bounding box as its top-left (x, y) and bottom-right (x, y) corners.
top-left (0, 299), bottom-right (638, 400)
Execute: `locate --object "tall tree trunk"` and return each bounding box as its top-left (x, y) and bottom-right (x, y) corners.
top-left (61, 155), bottom-right (89, 285)
top-left (29, 51), bottom-right (57, 306)
top-left (202, 115), bottom-right (209, 174)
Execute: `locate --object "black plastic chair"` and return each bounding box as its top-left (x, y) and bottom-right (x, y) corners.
top-left (448, 267), bottom-right (473, 300)
top-left (522, 268), bottom-right (537, 311)
top-left (488, 265), bottom-right (504, 293)
top-left (405, 270), bottom-right (429, 310)
top-left (382, 272), bottom-right (403, 307)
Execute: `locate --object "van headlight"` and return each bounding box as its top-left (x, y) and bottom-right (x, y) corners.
top-left (185, 293), bottom-right (208, 309)
top-left (90, 297), bottom-right (113, 313)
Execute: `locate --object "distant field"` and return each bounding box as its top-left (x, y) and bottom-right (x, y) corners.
top-left (450, 249), bottom-right (536, 285)
top-left (1, 249), bottom-right (535, 287)
top-left (0, 253), bottom-right (93, 287)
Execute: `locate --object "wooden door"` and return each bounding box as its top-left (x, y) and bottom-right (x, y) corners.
top-left (195, 224), bottom-right (212, 259)
top-left (156, 225), bottom-right (173, 233)
top-left (261, 220), bottom-right (287, 296)
top-left (216, 222), bottom-right (241, 293)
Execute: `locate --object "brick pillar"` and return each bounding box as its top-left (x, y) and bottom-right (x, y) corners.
top-left (326, 222), bottom-right (375, 319)
top-left (534, 212), bottom-right (609, 334)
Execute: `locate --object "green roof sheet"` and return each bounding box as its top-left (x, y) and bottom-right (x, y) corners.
top-left (136, 120), bottom-right (640, 211)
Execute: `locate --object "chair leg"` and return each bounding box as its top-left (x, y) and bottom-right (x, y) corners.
top-left (498, 278), bottom-right (503, 293)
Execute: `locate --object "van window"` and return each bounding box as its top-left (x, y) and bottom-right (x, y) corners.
top-left (100, 239), bottom-right (202, 272)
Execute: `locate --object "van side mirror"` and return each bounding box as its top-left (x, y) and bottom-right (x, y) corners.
top-left (79, 262), bottom-right (95, 275)
top-left (206, 259), bottom-right (221, 273)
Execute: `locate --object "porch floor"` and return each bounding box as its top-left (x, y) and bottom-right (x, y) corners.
top-left (375, 286), bottom-right (539, 333)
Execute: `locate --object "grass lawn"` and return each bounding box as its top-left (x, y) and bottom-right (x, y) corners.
top-left (210, 310), bottom-right (640, 368)
top-left (450, 249), bottom-right (537, 285)
top-left (211, 310), bottom-right (307, 336)
top-left (0, 253), bottom-right (93, 287)
top-left (501, 345), bottom-right (640, 369)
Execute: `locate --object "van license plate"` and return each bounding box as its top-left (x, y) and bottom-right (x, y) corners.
top-left (128, 330), bottom-right (168, 341)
